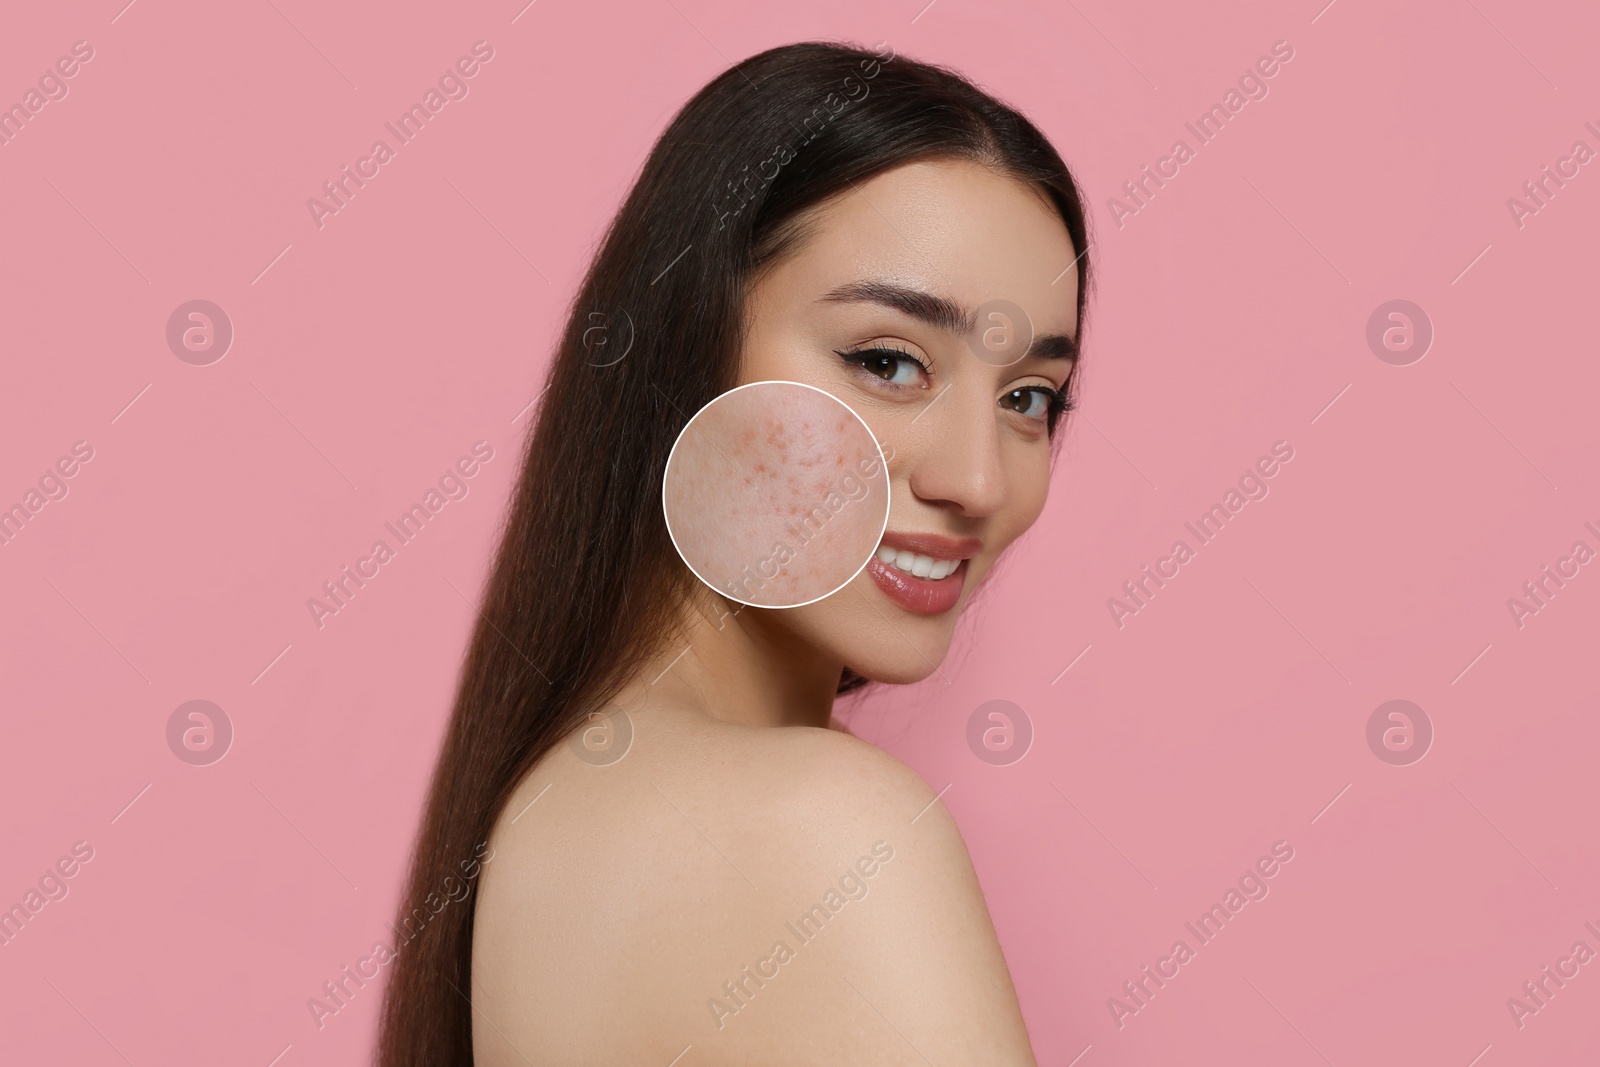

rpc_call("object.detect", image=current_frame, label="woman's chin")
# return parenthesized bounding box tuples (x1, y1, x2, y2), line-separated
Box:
(843, 638, 955, 687)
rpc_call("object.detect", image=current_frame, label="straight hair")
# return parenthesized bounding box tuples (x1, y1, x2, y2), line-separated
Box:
(377, 39, 1091, 1065)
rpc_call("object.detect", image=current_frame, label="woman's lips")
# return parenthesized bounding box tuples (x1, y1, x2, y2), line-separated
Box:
(865, 532, 982, 615)
(867, 555, 967, 614)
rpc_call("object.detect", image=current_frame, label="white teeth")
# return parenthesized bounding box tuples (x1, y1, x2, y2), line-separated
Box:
(876, 546, 960, 580)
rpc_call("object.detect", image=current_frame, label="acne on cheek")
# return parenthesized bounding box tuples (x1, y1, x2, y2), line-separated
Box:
(768, 414, 886, 589)
(664, 386, 887, 603)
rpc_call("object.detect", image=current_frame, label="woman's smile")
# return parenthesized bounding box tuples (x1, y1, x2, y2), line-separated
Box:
(867, 530, 983, 615)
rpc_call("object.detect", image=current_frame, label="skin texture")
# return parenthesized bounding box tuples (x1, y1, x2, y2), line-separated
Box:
(662, 382, 888, 607)
(472, 159, 1080, 1065)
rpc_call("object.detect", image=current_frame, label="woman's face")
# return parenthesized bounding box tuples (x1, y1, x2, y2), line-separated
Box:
(725, 157, 1081, 684)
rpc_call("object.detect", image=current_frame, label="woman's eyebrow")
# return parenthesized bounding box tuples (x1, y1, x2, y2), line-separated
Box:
(819, 280, 972, 335)
(818, 280, 1077, 360)
(1028, 333, 1079, 361)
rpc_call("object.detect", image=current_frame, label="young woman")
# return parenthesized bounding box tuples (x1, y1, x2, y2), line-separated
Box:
(379, 40, 1091, 1065)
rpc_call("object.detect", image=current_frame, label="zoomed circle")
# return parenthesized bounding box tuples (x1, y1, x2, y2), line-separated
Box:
(662, 381, 889, 609)
(166, 699, 233, 766)
(1366, 699, 1432, 766)
(567, 706, 633, 766)
(1365, 299, 1432, 366)
(166, 300, 234, 366)
(966, 700, 1033, 766)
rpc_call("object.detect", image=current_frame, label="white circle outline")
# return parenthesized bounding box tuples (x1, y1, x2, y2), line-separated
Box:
(661, 379, 890, 610)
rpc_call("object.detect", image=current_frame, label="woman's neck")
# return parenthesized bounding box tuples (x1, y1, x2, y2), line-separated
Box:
(620, 594, 843, 730)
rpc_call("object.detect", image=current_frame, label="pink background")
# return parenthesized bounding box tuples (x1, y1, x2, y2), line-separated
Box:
(2, 1, 1597, 1064)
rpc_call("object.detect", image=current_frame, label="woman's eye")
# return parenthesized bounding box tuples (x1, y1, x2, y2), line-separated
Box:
(836, 347, 929, 388)
(1000, 386, 1061, 422)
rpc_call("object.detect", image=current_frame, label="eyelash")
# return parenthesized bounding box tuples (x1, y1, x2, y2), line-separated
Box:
(835, 343, 932, 382)
(834, 345, 1074, 431)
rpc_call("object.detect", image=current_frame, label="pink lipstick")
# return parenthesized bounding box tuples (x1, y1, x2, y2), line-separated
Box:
(865, 532, 982, 615)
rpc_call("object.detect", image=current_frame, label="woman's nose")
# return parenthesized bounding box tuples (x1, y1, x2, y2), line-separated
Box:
(903, 389, 1008, 517)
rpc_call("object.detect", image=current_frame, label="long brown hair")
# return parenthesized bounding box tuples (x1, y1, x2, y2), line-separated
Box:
(377, 40, 1092, 1064)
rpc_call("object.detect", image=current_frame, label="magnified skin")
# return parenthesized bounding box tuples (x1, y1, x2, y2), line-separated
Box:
(664, 382, 888, 607)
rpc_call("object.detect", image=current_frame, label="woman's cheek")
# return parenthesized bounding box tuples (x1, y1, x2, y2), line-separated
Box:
(1003, 447, 1053, 538)
(662, 382, 887, 606)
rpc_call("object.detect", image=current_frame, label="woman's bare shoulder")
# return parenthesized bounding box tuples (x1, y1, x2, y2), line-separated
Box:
(470, 705, 1036, 1066)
